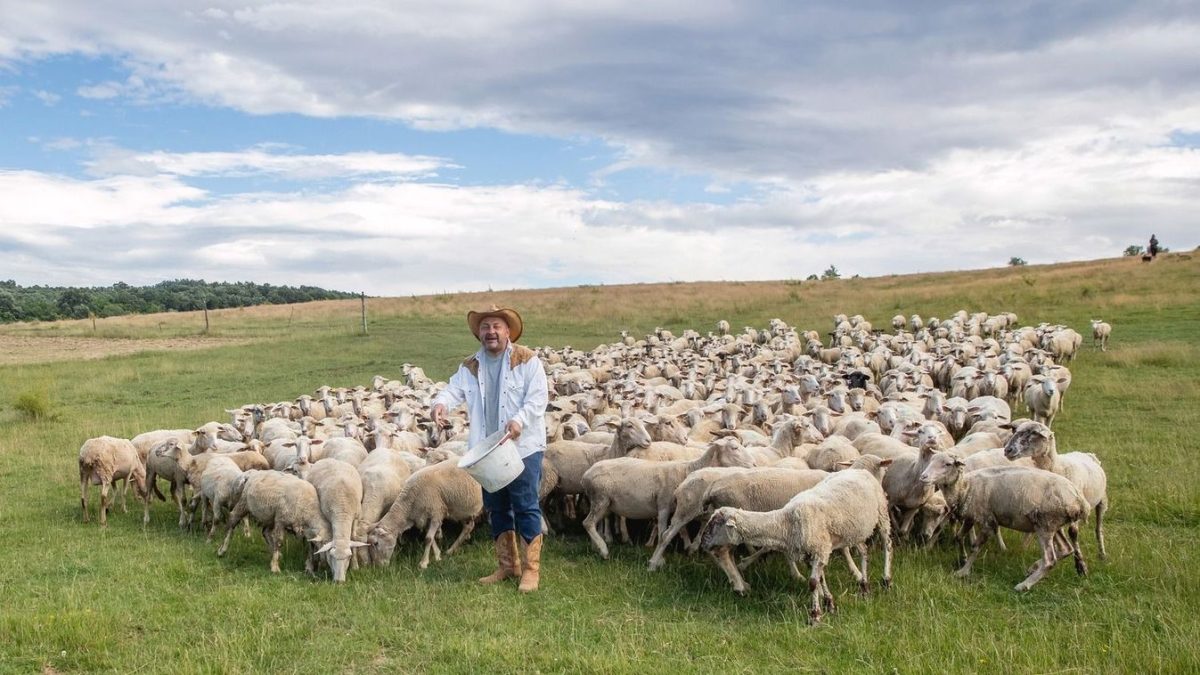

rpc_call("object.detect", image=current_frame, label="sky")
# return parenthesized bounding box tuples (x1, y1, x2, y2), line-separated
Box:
(1, 1, 1197, 296)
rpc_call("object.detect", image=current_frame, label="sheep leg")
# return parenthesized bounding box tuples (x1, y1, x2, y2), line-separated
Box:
(217, 498, 248, 557)
(648, 515, 691, 571)
(808, 555, 828, 624)
(954, 522, 993, 578)
(710, 546, 750, 595)
(736, 546, 771, 571)
(206, 496, 223, 543)
(1095, 500, 1108, 560)
(99, 480, 111, 527)
(268, 523, 286, 574)
(1014, 530, 1059, 591)
(644, 524, 659, 549)
(1067, 523, 1087, 576)
(445, 519, 476, 556)
(844, 545, 869, 596)
(420, 516, 444, 564)
(79, 470, 90, 523)
(618, 517, 632, 545)
(897, 508, 919, 540)
(582, 497, 612, 560)
(142, 472, 154, 526)
(175, 479, 188, 529)
(879, 521, 894, 589)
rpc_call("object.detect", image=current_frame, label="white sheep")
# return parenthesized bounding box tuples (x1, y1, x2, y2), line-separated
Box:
(1024, 374, 1068, 428)
(699, 455, 893, 622)
(1090, 319, 1112, 351)
(78, 436, 148, 526)
(1003, 421, 1108, 559)
(218, 470, 330, 576)
(197, 455, 246, 543)
(353, 449, 414, 566)
(581, 439, 755, 559)
(305, 458, 367, 582)
(919, 451, 1089, 591)
(366, 458, 483, 569)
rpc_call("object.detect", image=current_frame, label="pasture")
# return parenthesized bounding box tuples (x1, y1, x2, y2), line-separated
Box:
(1, 253, 1197, 673)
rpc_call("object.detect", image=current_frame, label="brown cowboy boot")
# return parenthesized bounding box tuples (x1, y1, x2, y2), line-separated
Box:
(518, 534, 543, 593)
(479, 530, 521, 585)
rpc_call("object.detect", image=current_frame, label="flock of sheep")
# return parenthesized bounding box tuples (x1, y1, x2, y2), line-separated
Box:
(76, 310, 1114, 622)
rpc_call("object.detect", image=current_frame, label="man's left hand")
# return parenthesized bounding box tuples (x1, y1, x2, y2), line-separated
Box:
(506, 419, 523, 440)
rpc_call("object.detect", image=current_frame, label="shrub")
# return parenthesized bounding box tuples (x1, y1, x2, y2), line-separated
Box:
(13, 390, 55, 421)
(821, 265, 841, 280)
(1009, 257, 1027, 266)
(1124, 245, 1144, 257)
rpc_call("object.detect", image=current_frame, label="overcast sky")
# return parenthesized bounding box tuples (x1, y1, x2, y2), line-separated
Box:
(1, 1, 1197, 295)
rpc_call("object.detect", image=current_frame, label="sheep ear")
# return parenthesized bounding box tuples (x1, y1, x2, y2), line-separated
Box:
(879, 458, 894, 467)
(283, 442, 295, 448)
(311, 439, 324, 445)
(350, 541, 369, 549)
(314, 541, 334, 555)
(835, 461, 852, 468)
(952, 457, 966, 467)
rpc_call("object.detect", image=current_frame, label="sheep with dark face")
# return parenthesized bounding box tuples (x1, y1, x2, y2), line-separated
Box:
(1003, 421, 1108, 559)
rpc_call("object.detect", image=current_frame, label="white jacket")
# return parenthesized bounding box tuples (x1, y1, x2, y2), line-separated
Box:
(432, 342, 548, 459)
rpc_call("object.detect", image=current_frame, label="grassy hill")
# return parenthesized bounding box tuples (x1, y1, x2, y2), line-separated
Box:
(0, 252, 1197, 673)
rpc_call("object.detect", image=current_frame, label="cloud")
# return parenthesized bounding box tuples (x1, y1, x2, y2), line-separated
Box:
(33, 89, 60, 105)
(82, 144, 453, 181)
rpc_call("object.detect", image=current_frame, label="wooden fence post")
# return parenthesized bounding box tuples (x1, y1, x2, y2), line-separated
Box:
(361, 293, 368, 335)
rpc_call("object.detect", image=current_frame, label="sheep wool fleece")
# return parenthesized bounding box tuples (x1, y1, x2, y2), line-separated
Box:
(432, 342, 548, 543)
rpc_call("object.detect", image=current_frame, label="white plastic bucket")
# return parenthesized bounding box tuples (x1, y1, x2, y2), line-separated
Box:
(458, 429, 523, 493)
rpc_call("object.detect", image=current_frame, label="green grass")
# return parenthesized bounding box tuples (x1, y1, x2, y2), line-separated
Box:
(1, 254, 1198, 673)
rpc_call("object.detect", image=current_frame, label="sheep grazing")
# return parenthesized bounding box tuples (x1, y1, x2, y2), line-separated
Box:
(135, 430, 196, 527)
(1024, 374, 1068, 428)
(218, 470, 330, 576)
(366, 458, 483, 569)
(198, 455, 247, 543)
(1003, 421, 1108, 559)
(919, 451, 1089, 591)
(1090, 319, 1112, 352)
(305, 459, 367, 582)
(581, 438, 755, 560)
(699, 455, 893, 623)
(78, 436, 148, 526)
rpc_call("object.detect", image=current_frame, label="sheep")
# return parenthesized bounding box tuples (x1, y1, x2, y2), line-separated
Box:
(353, 449, 414, 566)
(581, 438, 756, 559)
(366, 458, 483, 569)
(153, 441, 270, 530)
(217, 470, 330, 576)
(699, 455, 893, 622)
(646, 466, 754, 570)
(78, 436, 148, 526)
(542, 417, 652, 499)
(197, 455, 246, 543)
(1003, 421, 1108, 559)
(1024, 374, 1068, 428)
(919, 451, 1089, 591)
(805, 435, 860, 472)
(304, 458, 367, 582)
(134, 430, 195, 527)
(1090, 319, 1112, 351)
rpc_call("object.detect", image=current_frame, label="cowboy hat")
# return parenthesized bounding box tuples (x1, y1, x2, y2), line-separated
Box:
(467, 305, 523, 343)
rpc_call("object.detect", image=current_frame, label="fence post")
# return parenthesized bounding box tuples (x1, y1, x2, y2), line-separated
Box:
(203, 300, 210, 334)
(361, 293, 368, 335)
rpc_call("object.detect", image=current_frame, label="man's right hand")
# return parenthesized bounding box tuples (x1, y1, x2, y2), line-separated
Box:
(431, 403, 450, 428)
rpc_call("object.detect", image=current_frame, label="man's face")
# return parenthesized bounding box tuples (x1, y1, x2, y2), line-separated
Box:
(479, 317, 510, 354)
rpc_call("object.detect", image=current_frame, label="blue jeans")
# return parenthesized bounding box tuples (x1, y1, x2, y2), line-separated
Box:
(483, 451, 544, 543)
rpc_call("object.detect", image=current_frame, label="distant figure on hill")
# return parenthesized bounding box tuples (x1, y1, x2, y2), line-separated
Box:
(1148, 234, 1160, 259)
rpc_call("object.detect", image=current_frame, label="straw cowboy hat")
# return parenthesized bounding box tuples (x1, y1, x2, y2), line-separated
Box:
(467, 305, 523, 343)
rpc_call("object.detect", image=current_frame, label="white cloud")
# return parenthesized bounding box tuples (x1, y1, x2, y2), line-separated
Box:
(33, 89, 60, 105)
(82, 144, 453, 180)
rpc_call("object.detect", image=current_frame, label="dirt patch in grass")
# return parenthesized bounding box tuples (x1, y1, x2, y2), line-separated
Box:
(0, 335, 251, 365)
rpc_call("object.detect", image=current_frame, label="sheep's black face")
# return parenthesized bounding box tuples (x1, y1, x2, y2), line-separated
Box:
(700, 511, 737, 550)
(846, 372, 870, 390)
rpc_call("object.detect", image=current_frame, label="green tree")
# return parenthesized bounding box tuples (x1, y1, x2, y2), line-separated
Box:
(56, 288, 92, 319)
(821, 265, 841, 280)
(1124, 245, 1144, 257)
(1009, 257, 1027, 266)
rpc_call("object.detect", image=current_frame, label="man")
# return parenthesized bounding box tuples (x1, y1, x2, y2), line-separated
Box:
(431, 305, 548, 592)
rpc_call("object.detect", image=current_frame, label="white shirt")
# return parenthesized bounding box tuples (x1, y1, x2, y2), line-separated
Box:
(432, 342, 549, 459)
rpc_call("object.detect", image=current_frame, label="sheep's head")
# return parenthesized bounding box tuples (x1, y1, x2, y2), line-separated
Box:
(366, 523, 402, 567)
(619, 418, 652, 449)
(316, 540, 368, 583)
(700, 508, 744, 550)
(836, 455, 893, 481)
(1003, 421, 1053, 460)
(919, 451, 964, 487)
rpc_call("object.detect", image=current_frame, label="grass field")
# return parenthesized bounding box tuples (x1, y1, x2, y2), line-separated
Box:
(1, 253, 1197, 673)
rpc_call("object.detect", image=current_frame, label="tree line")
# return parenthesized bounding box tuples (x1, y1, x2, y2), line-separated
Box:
(0, 279, 359, 323)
